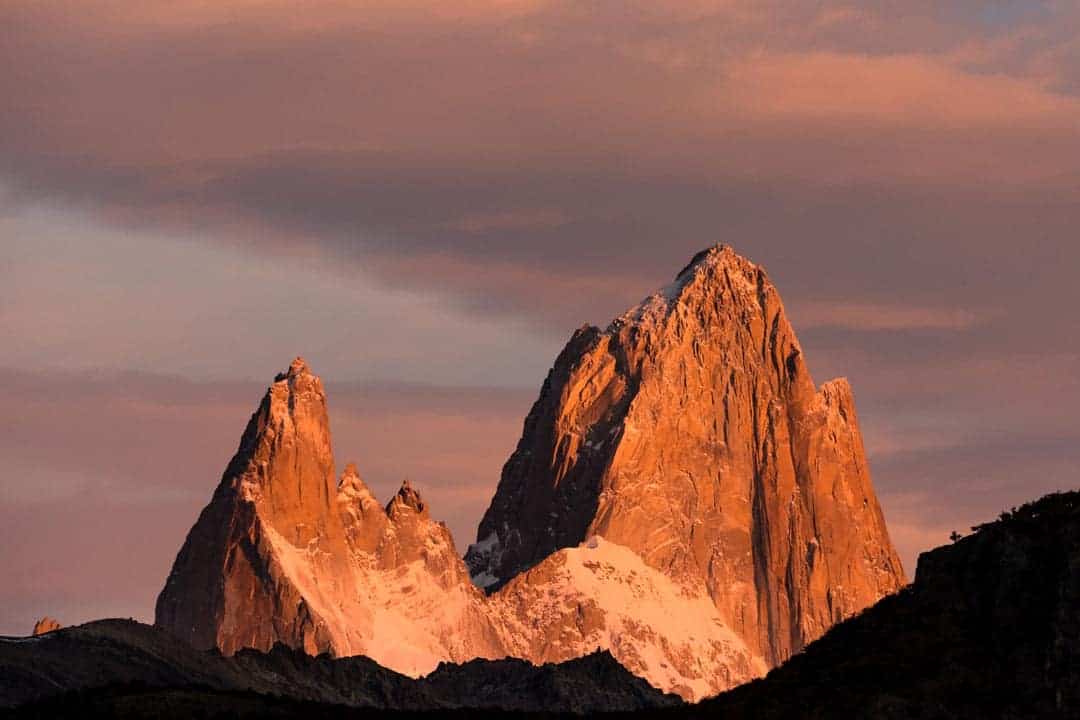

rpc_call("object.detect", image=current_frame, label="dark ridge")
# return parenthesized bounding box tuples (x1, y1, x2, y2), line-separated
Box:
(0, 621, 678, 715)
(663, 489, 1080, 719)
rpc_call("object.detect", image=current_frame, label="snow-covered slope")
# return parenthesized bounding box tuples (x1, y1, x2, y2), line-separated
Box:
(491, 536, 767, 700)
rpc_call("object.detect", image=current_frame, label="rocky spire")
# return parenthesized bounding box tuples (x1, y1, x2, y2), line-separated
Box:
(337, 462, 389, 557)
(466, 244, 905, 667)
(338, 462, 378, 506)
(155, 357, 345, 655)
(156, 359, 502, 668)
(387, 479, 428, 518)
(31, 617, 61, 636)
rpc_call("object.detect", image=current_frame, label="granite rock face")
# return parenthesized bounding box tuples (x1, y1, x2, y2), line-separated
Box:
(31, 617, 60, 636)
(466, 244, 906, 670)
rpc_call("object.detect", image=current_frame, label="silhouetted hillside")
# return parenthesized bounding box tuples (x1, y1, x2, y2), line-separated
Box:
(0, 620, 675, 716)
(670, 490, 1080, 719)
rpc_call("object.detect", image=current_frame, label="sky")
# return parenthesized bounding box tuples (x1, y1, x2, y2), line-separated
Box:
(2, 0, 1079, 635)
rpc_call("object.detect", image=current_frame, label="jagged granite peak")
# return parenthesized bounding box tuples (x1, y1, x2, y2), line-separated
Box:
(337, 462, 388, 556)
(338, 462, 371, 497)
(387, 479, 428, 518)
(466, 244, 906, 675)
(31, 617, 61, 636)
(156, 359, 503, 671)
(155, 356, 344, 655)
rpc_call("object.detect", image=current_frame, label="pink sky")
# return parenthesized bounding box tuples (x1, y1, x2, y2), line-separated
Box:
(2, 0, 1079, 634)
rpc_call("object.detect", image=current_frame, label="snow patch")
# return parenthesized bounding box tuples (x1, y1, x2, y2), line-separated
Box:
(489, 536, 768, 700)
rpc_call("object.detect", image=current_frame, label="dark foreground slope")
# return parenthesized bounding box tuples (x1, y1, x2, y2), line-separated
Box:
(671, 490, 1080, 719)
(0, 620, 676, 716)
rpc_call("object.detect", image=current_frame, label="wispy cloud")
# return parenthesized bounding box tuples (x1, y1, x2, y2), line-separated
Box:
(793, 301, 983, 331)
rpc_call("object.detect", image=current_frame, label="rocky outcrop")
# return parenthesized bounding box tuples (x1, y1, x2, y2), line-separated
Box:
(31, 618, 60, 636)
(467, 244, 905, 674)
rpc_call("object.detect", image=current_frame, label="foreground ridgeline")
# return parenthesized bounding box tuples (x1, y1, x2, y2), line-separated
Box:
(153, 245, 904, 700)
(0, 620, 677, 713)
(675, 491, 1080, 719)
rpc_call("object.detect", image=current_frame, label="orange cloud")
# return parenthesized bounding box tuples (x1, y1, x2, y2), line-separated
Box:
(727, 51, 1080, 130)
(792, 301, 983, 331)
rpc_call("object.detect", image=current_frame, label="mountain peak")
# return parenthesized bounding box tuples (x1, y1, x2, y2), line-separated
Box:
(469, 242, 904, 678)
(387, 479, 428, 517)
(338, 462, 375, 501)
(611, 244, 769, 331)
(673, 242, 736, 279)
(275, 356, 313, 382)
(669, 243, 766, 298)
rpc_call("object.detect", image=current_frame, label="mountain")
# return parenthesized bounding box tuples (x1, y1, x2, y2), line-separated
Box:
(154, 245, 904, 700)
(155, 358, 502, 673)
(669, 490, 1080, 719)
(0, 619, 677, 714)
(467, 244, 905, 670)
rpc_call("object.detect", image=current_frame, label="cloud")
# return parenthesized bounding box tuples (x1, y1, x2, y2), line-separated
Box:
(0, 202, 562, 384)
(793, 301, 982, 331)
(728, 51, 1080, 131)
(2, 0, 1079, 336)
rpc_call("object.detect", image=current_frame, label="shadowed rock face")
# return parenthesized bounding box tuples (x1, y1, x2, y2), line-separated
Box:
(466, 244, 906, 668)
